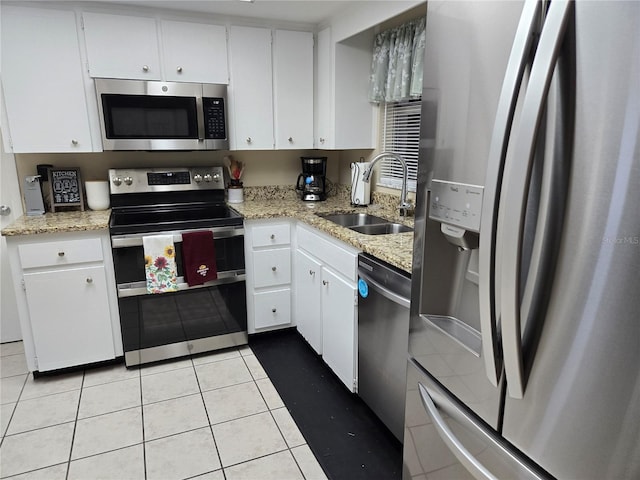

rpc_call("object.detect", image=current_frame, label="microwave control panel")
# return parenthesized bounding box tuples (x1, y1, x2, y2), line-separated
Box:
(203, 98, 227, 140)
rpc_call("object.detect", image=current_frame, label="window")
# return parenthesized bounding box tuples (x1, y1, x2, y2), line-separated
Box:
(377, 99, 421, 192)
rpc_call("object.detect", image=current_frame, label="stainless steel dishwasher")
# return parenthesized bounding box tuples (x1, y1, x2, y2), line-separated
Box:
(357, 253, 411, 441)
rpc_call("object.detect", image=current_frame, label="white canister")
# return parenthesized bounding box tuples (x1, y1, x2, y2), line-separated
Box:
(85, 180, 110, 210)
(228, 186, 244, 204)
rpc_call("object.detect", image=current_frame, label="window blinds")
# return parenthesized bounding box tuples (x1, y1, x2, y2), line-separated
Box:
(378, 99, 421, 191)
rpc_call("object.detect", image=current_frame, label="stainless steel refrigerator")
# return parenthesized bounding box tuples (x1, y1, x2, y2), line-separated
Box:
(404, 0, 640, 478)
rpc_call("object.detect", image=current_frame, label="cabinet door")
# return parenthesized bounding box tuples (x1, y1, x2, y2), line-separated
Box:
(1, 7, 93, 153)
(315, 27, 332, 149)
(228, 26, 274, 150)
(83, 12, 161, 80)
(294, 249, 322, 354)
(23, 265, 115, 371)
(273, 30, 313, 149)
(321, 267, 357, 392)
(161, 21, 228, 84)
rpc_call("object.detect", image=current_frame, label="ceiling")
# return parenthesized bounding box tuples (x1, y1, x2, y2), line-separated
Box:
(103, 0, 358, 25)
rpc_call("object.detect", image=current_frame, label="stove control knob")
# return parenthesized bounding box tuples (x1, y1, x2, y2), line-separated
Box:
(193, 174, 203, 183)
(212, 173, 221, 182)
(112, 177, 122, 186)
(124, 177, 133, 186)
(203, 174, 212, 182)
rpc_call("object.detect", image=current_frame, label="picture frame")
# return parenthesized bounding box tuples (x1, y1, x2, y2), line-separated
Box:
(47, 167, 85, 212)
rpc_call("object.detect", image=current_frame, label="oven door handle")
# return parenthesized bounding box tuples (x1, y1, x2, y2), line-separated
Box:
(111, 225, 244, 248)
(117, 271, 246, 298)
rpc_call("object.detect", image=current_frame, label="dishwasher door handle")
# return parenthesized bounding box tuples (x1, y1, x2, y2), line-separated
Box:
(358, 270, 410, 309)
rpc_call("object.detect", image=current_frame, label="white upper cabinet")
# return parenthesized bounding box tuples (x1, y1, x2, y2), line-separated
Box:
(82, 14, 229, 84)
(273, 30, 313, 149)
(83, 12, 162, 80)
(228, 25, 274, 150)
(315, 27, 333, 149)
(160, 21, 228, 84)
(315, 26, 376, 150)
(1, 6, 94, 153)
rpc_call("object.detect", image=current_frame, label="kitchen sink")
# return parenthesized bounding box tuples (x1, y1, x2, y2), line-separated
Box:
(318, 213, 389, 227)
(318, 212, 413, 235)
(349, 223, 413, 235)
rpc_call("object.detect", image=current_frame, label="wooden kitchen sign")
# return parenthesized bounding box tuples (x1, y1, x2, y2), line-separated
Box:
(47, 168, 85, 212)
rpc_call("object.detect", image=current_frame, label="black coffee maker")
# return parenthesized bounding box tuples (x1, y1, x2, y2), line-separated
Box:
(296, 157, 327, 201)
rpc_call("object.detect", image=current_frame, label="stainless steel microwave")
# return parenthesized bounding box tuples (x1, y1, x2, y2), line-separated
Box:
(95, 78, 228, 151)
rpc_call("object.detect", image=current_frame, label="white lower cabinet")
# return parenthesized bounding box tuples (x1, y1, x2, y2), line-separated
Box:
(294, 249, 322, 354)
(5, 230, 122, 372)
(23, 265, 115, 372)
(294, 223, 360, 392)
(245, 219, 293, 333)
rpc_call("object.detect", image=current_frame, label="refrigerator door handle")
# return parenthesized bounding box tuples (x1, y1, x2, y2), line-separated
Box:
(418, 382, 498, 480)
(500, 0, 573, 399)
(479, 0, 543, 387)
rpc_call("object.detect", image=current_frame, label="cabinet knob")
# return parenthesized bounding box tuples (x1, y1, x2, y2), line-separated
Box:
(58, 251, 65, 257)
(246, 137, 252, 144)
(86, 277, 93, 284)
(309, 270, 315, 276)
(319, 137, 325, 144)
(142, 65, 149, 72)
(288, 137, 293, 143)
(0, 205, 11, 216)
(272, 307, 277, 313)
(177, 66, 183, 73)
(270, 234, 275, 240)
(323, 280, 329, 286)
(71, 139, 78, 146)
(272, 266, 277, 272)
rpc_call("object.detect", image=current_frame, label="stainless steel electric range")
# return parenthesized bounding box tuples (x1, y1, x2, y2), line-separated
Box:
(108, 166, 247, 367)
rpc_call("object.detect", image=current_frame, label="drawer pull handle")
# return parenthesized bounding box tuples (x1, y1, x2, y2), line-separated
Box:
(58, 251, 65, 257)
(272, 266, 277, 272)
(272, 307, 277, 313)
(86, 277, 93, 284)
(323, 280, 329, 286)
(270, 234, 275, 240)
(309, 270, 315, 276)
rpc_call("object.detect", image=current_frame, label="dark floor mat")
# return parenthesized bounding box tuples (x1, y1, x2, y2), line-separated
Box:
(250, 328, 402, 480)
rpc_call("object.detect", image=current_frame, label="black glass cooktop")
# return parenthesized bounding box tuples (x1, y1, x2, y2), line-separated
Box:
(110, 203, 242, 235)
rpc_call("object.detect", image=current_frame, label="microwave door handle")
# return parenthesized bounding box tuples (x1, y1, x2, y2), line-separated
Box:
(196, 94, 205, 141)
(478, 0, 543, 387)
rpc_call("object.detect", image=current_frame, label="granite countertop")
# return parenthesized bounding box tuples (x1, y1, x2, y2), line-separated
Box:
(1, 209, 112, 236)
(1, 188, 414, 273)
(231, 191, 414, 273)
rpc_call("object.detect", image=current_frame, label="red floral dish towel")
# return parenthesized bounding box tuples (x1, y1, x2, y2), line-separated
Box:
(143, 234, 179, 294)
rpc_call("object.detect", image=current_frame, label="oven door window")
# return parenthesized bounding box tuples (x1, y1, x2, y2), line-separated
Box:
(101, 94, 198, 139)
(119, 282, 247, 351)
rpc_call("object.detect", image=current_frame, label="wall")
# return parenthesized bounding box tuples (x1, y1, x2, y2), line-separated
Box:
(15, 149, 341, 190)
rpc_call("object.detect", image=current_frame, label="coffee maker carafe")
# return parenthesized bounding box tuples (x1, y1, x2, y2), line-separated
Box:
(296, 157, 327, 201)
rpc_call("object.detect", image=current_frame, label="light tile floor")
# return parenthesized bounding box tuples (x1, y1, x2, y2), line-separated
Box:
(0, 341, 327, 480)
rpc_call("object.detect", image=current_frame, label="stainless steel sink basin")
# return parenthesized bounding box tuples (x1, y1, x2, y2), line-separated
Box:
(318, 213, 388, 227)
(349, 223, 413, 235)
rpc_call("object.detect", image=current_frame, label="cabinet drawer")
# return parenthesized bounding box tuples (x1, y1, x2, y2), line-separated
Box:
(253, 248, 291, 288)
(253, 288, 291, 330)
(19, 238, 103, 269)
(297, 226, 358, 281)
(251, 223, 291, 248)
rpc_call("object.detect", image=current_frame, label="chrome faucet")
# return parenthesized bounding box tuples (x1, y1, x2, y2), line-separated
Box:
(362, 152, 414, 217)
